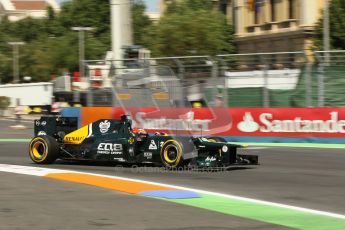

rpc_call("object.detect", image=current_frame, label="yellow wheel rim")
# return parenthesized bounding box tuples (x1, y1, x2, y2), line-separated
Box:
(163, 144, 179, 163)
(32, 141, 46, 159)
(29, 137, 48, 162)
(161, 140, 183, 167)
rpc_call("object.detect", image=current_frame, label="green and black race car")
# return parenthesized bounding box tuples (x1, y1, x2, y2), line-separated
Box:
(29, 115, 258, 169)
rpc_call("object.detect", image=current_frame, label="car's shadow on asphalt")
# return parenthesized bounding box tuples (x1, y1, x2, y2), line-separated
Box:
(51, 160, 256, 173)
(55, 159, 134, 167)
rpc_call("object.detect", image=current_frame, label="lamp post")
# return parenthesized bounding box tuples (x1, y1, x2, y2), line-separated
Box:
(110, 0, 133, 68)
(71, 27, 94, 81)
(8, 42, 25, 83)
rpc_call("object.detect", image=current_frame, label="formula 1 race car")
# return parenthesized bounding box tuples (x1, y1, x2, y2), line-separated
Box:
(29, 115, 258, 169)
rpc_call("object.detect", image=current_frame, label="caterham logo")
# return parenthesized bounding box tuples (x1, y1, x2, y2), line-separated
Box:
(99, 120, 110, 133)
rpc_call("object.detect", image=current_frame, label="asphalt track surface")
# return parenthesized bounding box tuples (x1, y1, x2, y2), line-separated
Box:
(1, 119, 345, 229)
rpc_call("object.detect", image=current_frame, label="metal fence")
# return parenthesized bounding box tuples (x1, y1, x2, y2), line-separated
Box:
(81, 50, 345, 108)
(315, 51, 345, 107)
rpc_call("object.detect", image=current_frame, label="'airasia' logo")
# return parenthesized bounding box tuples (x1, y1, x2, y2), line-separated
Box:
(237, 112, 345, 133)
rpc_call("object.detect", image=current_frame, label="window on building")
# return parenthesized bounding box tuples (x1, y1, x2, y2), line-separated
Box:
(219, 0, 227, 15)
(270, 0, 276, 22)
(288, 0, 295, 19)
(253, 0, 263, 24)
(254, 5, 259, 24)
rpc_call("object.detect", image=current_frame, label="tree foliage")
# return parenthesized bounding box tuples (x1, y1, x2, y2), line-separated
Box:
(132, 0, 152, 45)
(314, 0, 345, 50)
(142, 1, 235, 57)
(0, 0, 236, 83)
(164, 0, 214, 15)
(58, 0, 110, 36)
(0, 0, 149, 83)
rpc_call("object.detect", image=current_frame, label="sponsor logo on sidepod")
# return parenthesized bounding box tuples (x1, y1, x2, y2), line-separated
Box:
(65, 136, 84, 142)
(99, 120, 110, 133)
(97, 143, 123, 155)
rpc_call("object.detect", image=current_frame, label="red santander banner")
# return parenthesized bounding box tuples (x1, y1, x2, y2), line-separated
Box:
(82, 107, 345, 138)
(229, 108, 345, 138)
(112, 107, 232, 136)
(114, 108, 345, 137)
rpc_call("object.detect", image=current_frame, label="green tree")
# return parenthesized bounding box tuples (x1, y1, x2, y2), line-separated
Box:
(165, 0, 213, 14)
(0, 0, 112, 83)
(0, 0, 154, 83)
(143, 1, 235, 56)
(0, 29, 13, 83)
(58, 0, 110, 36)
(314, 0, 345, 50)
(0, 96, 10, 116)
(132, 0, 152, 45)
(0, 53, 12, 83)
(20, 35, 76, 82)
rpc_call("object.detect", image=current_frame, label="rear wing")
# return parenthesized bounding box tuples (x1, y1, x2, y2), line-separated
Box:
(34, 116, 78, 137)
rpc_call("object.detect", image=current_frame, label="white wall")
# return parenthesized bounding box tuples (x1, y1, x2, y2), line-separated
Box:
(225, 69, 300, 90)
(0, 83, 53, 107)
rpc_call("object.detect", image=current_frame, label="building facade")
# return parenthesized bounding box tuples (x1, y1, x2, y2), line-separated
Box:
(233, 0, 325, 55)
(0, 0, 60, 21)
(159, 0, 326, 55)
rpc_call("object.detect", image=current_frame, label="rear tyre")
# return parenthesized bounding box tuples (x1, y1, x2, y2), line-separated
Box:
(160, 139, 183, 169)
(29, 135, 59, 164)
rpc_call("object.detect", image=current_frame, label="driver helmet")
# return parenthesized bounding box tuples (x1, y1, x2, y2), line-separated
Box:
(133, 128, 147, 134)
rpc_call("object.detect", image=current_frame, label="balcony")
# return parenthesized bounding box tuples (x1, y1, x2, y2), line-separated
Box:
(278, 19, 298, 29)
(245, 19, 298, 34)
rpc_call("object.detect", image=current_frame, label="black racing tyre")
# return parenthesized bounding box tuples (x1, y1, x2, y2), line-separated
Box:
(160, 139, 184, 169)
(207, 137, 226, 143)
(29, 135, 59, 164)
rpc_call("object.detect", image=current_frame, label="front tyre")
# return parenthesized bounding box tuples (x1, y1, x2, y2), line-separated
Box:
(160, 139, 183, 169)
(29, 136, 59, 164)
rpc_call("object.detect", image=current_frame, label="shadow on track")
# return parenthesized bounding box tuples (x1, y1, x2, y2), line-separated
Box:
(50, 159, 256, 173)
